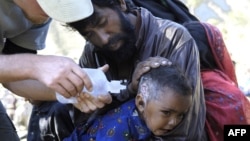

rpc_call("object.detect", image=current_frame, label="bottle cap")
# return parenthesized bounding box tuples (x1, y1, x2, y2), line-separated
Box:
(108, 80, 126, 94)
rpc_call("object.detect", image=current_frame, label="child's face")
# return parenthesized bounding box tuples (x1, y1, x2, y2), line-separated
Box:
(136, 88, 192, 136)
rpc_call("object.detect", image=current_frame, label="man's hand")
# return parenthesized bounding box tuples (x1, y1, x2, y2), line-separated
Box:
(73, 64, 111, 113)
(73, 92, 112, 113)
(128, 56, 172, 93)
(33, 55, 93, 98)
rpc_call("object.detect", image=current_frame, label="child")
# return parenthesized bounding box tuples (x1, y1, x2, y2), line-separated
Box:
(63, 64, 193, 141)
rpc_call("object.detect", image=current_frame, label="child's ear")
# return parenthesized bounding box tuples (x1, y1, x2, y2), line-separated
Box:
(135, 94, 145, 112)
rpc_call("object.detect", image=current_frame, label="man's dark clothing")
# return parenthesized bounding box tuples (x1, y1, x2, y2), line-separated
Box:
(0, 102, 20, 141)
(27, 101, 74, 141)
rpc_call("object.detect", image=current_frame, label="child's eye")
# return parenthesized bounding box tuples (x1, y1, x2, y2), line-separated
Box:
(163, 111, 171, 117)
(178, 114, 184, 120)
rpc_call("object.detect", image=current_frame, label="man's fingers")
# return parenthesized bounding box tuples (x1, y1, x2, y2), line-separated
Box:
(78, 93, 112, 112)
(74, 100, 91, 113)
(66, 71, 85, 95)
(98, 94, 112, 105)
(147, 57, 171, 68)
(77, 69, 93, 92)
(58, 74, 80, 97)
(53, 84, 71, 98)
(76, 96, 94, 113)
(98, 64, 109, 73)
(83, 99, 97, 111)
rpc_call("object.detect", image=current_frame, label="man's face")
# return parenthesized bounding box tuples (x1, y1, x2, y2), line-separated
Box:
(81, 6, 136, 62)
(138, 87, 192, 136)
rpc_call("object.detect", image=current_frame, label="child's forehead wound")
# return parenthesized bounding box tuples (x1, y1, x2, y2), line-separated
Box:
(141, 84, 149, 98)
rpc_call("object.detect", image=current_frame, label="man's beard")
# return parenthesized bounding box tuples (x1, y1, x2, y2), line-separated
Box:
(99, 34, 136, 63)
(97, 10, 137, 63)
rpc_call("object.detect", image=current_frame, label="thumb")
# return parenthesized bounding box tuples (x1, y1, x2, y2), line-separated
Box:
(98, 64, 109, 73)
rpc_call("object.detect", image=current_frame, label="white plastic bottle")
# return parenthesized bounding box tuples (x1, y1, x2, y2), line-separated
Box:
(56, 68, 126, 104)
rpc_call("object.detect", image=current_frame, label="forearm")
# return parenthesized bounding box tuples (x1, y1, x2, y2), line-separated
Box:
(0, 54, 38, 82)
(2, 80, 56, 101)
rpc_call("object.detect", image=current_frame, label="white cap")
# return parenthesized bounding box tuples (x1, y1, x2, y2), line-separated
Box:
(37, 0, 94, 23)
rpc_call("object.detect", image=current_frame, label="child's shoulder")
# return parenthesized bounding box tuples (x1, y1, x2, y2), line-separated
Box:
(106, 99, 137, 117)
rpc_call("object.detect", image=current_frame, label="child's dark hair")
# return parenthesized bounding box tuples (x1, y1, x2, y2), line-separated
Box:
(138, 64, 192, 102)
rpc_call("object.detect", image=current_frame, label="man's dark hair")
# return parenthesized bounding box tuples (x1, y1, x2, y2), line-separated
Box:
(67, 0, 135, 35)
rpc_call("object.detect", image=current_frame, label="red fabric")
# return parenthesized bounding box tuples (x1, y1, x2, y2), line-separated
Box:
(202, 70, 250, 141)
(201, 23, 238, 86)
(201, 23, 250, 141)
